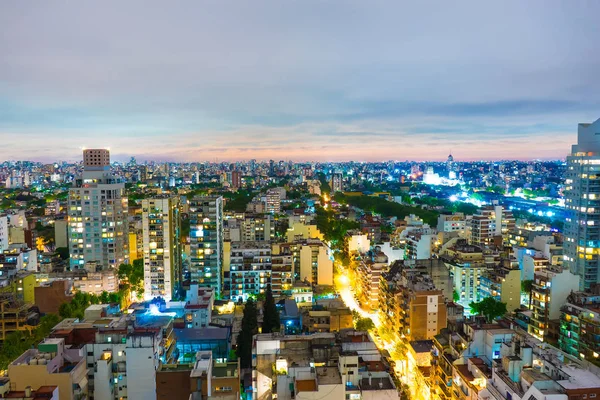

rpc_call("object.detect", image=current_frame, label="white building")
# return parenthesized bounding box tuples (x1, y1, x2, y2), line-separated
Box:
(68, 149, 128, 270)
(183, 284, 214, 328)
(73, 268, 117, 295)
(0, 215, 8, 252)
(437, 213, 466, 234)
(141, 196, 182, 301)
(8, 210, 27, 229)
(347, 232, 370, 253)
(404, 228, 435, 260)
(2, 245, 37, 272)
(126, 329, 162, 400)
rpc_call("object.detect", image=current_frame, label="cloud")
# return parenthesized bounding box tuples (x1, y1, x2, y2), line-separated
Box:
(0, 1, 599, 161)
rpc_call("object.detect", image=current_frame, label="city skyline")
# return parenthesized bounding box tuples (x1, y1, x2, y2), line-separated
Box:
(2, 1, 600, 162)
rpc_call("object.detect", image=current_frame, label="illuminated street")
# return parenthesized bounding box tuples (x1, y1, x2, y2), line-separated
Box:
(334, 264, 409, 389)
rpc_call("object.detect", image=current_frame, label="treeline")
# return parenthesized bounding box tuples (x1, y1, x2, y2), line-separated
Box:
(333, 193, 439, 226)
(0, 289, 128, 370)
(59, 291, 123, 319)
(0, 314, 62, 371)
(314, 205, 360, 247)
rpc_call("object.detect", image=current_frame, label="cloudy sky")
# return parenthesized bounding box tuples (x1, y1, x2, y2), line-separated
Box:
(1, 1, 600, 162)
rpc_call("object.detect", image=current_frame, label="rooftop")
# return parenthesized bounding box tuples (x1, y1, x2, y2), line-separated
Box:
(557, 364, 600, 390)
(315, 366, 342, 385)
(175, 327, 230, 342)
(410, 340, 434, 354)
(360, 376, 395, 391)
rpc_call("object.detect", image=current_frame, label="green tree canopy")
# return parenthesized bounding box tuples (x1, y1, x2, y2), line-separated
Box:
(262, 285, 280, 334)
(54, 247, 70, 260)
(118, 259, 144, 299)
(355, 317, 375, 331)
(236, 299, 258, 369)
(469, 297, 507, 323)
(521, 280, 534, 308)
(453, 290, 460, 302)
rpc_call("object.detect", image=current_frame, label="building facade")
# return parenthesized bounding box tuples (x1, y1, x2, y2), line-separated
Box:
(226, 241, 271, 302)
(564, 118, 600, 290)
(189, 196, 223, 293)
(142, 196, 182, 301)
(68, 149, 128, 270)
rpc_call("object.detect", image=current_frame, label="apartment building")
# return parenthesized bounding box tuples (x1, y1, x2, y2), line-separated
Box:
(276, 239, 334, 286)
(224, 214, 274, 242)
(564, 118, 600, 290)
(507, 221, 552, 248)
(156, 351, 240, 400)
(142, 196, 182, 301)
(0, 214, 8, 252)
(379, 261, 447, 341)
(8, 338, 88, 400)
(47, 312, 170, 400)
(225, 241, 271, 302)
(270, 244, 293, 298)
(403, 226, 436, 260)
(559, 290, 600, 359)
(252, 331, 399, 400)
(441, 240, 498, 308)
(357, 249, 388, 310)
(68, 149, 128, 270)
(265, 189, 281, 214)
(528, 267, 580, 342)
(189, 196, 223, 292)
(480, 266, 522, 312)
(470, 204, 515, 247)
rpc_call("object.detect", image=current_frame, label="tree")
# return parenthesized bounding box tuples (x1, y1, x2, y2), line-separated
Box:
(58, 302, 72, 319)
(453, 290, 460, 302)
(469, 297, 507, 323)
(117, 260, 145, 300)
(100, 291, 110, 304)
(236, 299, 258, 369)
(262, 285, 280, 334)
(228, 349, 238, 361)
(54, 247, 70, 260)
(522, 280, 534, 309)
(355, 317, 375, 331)
(108, 292, 121, 304)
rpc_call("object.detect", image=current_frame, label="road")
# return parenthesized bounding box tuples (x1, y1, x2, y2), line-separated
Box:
(335, 264, 413, 397)
(335, 272, 380, 326)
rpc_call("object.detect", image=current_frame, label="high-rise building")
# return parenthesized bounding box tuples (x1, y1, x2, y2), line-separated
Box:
(226, 241, 271, 302)
(189, 196, 223, 292)
(330, 173, 343, 192)
(564, 118, 600, 290)
(379, 261, 447, 341)
(231, 170, 242, 190)
(265, 189, 281, 214)
(68, 149, 128, 270)
(141, 196, 182, 301)
(470, 204, 515, 247)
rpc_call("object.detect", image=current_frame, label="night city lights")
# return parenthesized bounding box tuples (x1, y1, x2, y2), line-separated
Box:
(2, 1, 600, 400)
